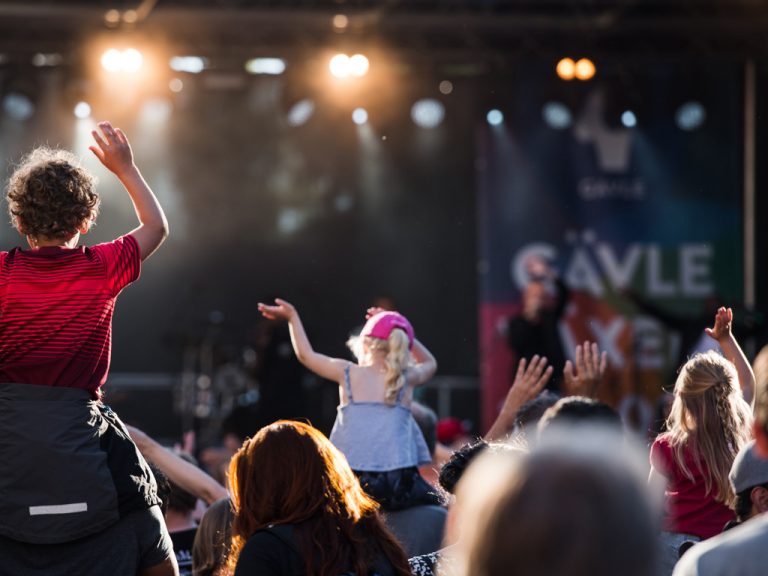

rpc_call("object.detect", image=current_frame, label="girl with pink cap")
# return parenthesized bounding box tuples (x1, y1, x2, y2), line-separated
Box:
(258, 299, 440, 510)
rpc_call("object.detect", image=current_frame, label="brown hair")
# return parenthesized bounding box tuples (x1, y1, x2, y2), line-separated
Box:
(7, 147, 99, 240)
(226, 421, 410, 576)
(665, 351, 753, 507)
(193, 498, 233, 576)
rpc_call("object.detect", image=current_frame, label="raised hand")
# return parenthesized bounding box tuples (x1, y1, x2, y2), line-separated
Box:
(258, 298, 297, 322)
(89, 121, 134, 176)
(366, 306, 387, 320)
(563, 341, 608, 398)
(486, 355, 553, 440)
(705, 307, 733, 343)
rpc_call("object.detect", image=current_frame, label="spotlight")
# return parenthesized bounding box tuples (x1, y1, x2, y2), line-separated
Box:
(486, 109, 504, 126)
(556, 58, 576, 81)
(542, 102, 572, 129)
(675, 101, 706, 131)
(352, 107, 368, 125)
(329, 54, 351, 78)
(439, 80, 453, 95)
(169, 78, 184, 93)
(3, 92, 34, 121)
(349, 54, 369, 77)
(32, 53, 63, 67)
(287, 99, 315, 127)
(333, 14, 349, 30)
(621, 110, 637, 128)
(574, 58, 596, 81)
(170, 56, 206, 74)
(245, 58, 286, 75)
(411, 99, 445, 129)
(73, 101, 91, 119)
(100, 48, 143, 73)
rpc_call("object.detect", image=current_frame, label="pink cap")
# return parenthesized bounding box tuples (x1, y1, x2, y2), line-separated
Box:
(361, 311, 414, 349)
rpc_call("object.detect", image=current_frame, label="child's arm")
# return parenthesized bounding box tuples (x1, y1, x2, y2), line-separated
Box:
(258, 298, 348, 382)
(706, 306, 755, 406)
(89, 121, 169, 261)
(407, 338, 438, 386)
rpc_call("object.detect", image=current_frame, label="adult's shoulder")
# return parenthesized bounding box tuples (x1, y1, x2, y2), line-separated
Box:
(235, 526, 300, 576)
(672, 515, 768, 576)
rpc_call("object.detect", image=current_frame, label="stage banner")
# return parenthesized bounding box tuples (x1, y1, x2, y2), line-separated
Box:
(478, 64, 744, 435)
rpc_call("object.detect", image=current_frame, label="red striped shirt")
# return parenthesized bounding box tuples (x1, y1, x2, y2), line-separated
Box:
(0, 234, 140, 397)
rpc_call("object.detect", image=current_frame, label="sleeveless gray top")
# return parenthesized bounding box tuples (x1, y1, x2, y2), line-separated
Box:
(329, 365, 432, 472)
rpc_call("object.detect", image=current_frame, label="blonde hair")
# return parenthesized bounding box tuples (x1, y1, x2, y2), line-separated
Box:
(664, 351, 753, 507)
(347, 329, 412, 404)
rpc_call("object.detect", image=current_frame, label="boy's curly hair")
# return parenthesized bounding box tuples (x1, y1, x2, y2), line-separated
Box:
(6, 147, 100, 240)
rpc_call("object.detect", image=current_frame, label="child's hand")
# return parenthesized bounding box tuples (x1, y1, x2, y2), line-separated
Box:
(705, 307, 733, 342)
(258, 298, 297, 322)
(366, 306, 387, 320)
(89, 121, 135, 176)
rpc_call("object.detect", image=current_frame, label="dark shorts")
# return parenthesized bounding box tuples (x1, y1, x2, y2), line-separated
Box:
(0, 383, 160, 544)
(355, 467, 442, 511)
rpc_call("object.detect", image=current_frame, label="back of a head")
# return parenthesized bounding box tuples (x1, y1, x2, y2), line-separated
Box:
(455, 429, 657, 576)
(167, 453, 200, 516)
(537, 396, 621, 437)
(666, 351, 753, 505)
(754, 345, 768, 441)
(227, 420, 409, 576)
(7, 148, 99, 239)
(192, 498, 233, 576)
(438, 440, 489, 496)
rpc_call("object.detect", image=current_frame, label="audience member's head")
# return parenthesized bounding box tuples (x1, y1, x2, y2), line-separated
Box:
(730, 440, 768, 523)
(149, 463, 171, 516)
(227, 420, 409, 575)
(411, 401, 438, 457)
(166, 453, 199, 520)
(192, 497, 233, 576)
(514, 391, 560, 436)
(754, 345, 768, 457)
(438, 440, 489, 497)
(453, 428, 657, 576)
(537, 396, 621, 437)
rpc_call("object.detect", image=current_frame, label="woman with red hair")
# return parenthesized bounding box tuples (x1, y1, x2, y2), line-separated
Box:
(226, 420, 411, 576)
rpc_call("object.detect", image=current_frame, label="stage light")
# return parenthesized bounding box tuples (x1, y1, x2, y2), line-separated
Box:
(101, 49, 123, 72)
(104, 9, 120, 24)
(32, 53, 63, 67)
(101, 48, 143, 73)
(287, 99, 315, 127)
(349, 54, 369, 77)
(439, 80, 453, 95)
(574, 58, 596, 81)
(329, 54, 351, 78)
(333, 14, 349, 30)
(542, 102, 572, 129)
(411, 99, 445, 129)
(352, 107, 368, 125)
(675, 101, 706, 131)
(245, 58, 286, 75)
(487, 109, 504, 126)
(141, 99, 172, 123)
(74, 101, 91, 119)
(123, 9, 138, 24)
(621, 110, 637, 128)
(170, 56, 206, 74)
(3, 92, 34, 121)
(169, 78, 184, 93)
(556, 58, 576, 81)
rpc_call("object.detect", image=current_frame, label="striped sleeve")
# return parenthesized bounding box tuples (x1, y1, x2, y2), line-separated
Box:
(92, 234, 141, 296)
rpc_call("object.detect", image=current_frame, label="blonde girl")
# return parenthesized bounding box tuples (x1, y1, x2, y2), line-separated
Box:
(650, 307, 754, 575)
(258, 299, 439, 510)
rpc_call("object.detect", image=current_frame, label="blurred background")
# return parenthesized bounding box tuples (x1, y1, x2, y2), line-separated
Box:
(0, 0, 766, 447)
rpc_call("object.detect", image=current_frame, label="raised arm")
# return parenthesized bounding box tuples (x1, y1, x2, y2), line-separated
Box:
(563, 341, 608, 398)
(127, 425, 227, 506)
(89, 121, 169, 261)
(408, 338, 438, 386)
(706, 307, 755, 406)
(258, 298, 348, 382)
(486, 355, 552, 441)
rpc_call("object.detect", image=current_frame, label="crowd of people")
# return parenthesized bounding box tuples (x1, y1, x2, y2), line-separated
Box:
(0, 122, 767, 576)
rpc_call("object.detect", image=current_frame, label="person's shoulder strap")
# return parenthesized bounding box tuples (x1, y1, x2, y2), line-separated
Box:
(344, 363, 354, 403)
